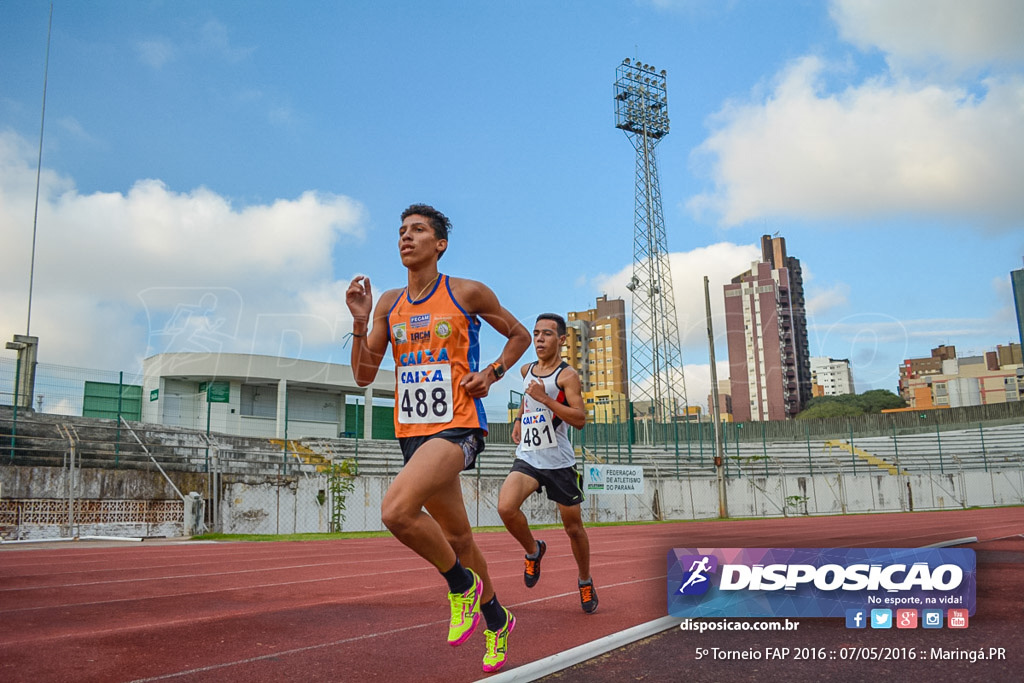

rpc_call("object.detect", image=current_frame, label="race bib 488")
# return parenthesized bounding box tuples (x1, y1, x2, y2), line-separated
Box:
(398, 363, 454, 424)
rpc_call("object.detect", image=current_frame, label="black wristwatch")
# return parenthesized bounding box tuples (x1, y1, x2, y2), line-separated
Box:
(490, 362, 506, 380)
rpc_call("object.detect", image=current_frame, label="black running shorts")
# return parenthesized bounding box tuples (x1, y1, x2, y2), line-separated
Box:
(399, 427, 485, 471)
(510, 458, 585, 507)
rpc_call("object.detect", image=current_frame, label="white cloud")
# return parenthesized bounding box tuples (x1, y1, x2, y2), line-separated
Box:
(831, 0, 1024, 73)
(688, 56, 1024, 229)
(807, 313, 1011, 389)
(135, 38, 176, 68)
(0, 131, 367, 370)
(586, 242, 758, 411)
(990, 273, 1021, 329)
(56, 116, 103, 147)
(135, 19, 253, 71)
(806, 282, 850, 317)
(592, 240, 760, 356)
(199, 19, 255, 63)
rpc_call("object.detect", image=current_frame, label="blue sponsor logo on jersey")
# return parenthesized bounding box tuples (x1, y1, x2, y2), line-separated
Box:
(399, 348, 451, 366)
(400, 368, 446, 384)
(410, 314, 431, 329)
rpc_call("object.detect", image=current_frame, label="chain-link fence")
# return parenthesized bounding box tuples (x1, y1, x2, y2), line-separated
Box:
(2, 356, 1023, 540)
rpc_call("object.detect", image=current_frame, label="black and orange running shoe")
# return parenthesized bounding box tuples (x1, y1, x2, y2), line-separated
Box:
(523, 539, 546, 588)
(578, 578, 598, 614)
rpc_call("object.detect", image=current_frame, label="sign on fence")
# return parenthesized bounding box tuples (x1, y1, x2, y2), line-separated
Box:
(200, 381, 230, 403)
(585, 464, 644, 494)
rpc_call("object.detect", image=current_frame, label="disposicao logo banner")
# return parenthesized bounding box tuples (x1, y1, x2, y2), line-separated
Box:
(667, 548, 976, 618)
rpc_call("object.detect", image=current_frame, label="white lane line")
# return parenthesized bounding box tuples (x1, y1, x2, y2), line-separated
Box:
(923, 536, 978, 548)
(475, 616, 683, 683)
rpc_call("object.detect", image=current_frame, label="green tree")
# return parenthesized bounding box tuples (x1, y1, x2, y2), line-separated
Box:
(795, 401, 863, 419)
(795, 389, 905, 419)
(855, 389, 906, 413)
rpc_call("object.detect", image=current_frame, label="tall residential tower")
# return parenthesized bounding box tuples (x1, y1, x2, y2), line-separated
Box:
(724, 235, 812, 421)
(1012, 263, 1024, 349)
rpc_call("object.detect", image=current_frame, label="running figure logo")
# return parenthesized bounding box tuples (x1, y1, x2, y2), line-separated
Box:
(677, 555, 718, 595)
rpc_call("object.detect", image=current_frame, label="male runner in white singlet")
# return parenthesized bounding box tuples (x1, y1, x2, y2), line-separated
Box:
(498, 313, 598, 613)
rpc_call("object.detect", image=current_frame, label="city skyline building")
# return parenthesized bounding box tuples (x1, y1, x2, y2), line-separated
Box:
(1012, 263, 1024, 349)
(564, 295, 629, 423)
(899, 343, 1023, 408)
(724, 235, 812, 421)
(810, 357, 856, 397)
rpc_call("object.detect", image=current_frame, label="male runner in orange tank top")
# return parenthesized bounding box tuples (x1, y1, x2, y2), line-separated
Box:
(346, 204, 530, 673)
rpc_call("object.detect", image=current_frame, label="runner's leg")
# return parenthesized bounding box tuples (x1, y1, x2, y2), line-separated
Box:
(497, 471, 542, 555)
(557, 502, 591, 581)
(425, 455, 496, 603)
(380, 437, 466, 572)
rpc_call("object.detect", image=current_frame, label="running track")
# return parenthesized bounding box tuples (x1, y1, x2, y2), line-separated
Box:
(1, 507, 1021, 682)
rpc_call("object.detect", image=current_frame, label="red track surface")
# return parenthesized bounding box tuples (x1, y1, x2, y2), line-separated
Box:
(1, 507, 1021, 683)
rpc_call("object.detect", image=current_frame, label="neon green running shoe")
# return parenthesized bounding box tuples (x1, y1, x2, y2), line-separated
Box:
(447, 569, 482, 646)
(482, 607, 516, 673)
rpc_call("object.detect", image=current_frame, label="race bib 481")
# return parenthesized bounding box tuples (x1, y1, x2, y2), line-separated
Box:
(520, 409, 556, 451)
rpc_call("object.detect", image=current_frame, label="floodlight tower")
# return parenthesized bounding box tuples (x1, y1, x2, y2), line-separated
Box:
(614, 58, 687, 430)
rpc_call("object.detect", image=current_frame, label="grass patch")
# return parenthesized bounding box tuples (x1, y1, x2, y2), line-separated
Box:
(194, 531, 390, 542)
(195, 518, 690, 543)
(192, 507, 1020, 543)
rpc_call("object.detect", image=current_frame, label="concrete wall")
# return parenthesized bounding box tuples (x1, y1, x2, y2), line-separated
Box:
(210, 467, 1024, 535)
(4, 464, 1023, 540)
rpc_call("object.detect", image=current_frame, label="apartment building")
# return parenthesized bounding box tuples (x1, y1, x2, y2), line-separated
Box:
(724, 235, 812, 421)
(810, 357, 856, 397)
(900, 344, 1024, 408)
(564, 295, 629, 423)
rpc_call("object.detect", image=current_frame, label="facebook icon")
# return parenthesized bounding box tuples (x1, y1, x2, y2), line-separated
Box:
(846, 609, 867, 629)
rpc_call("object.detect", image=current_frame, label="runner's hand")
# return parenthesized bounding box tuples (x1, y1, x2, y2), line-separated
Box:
(525, 379, 547, 404)
(459, 370, 492, 398)
(346, 276, 373, 320)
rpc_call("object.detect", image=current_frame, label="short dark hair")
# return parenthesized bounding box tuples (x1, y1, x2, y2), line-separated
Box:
(401, 204, 451, 259)
(536, 313, 566, 336)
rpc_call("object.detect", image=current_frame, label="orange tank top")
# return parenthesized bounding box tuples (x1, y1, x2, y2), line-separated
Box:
(387, 274, 487, 437)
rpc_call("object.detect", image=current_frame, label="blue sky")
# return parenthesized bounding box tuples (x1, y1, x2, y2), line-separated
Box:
(2, 0, 1023, 417)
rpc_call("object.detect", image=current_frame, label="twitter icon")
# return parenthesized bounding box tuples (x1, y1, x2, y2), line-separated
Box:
(870, 609, 892, 629)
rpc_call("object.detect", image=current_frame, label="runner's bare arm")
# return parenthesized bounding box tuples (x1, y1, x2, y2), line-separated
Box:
(451, 278, 530, 398)
(346, 276, 396, 387)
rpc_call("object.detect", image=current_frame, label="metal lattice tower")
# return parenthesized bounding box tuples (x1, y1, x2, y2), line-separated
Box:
(614, 58, 687, 427)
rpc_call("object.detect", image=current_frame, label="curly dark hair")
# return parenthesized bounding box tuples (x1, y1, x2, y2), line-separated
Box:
(401, 204, 452, 259)
(536, 313, 567, 336)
